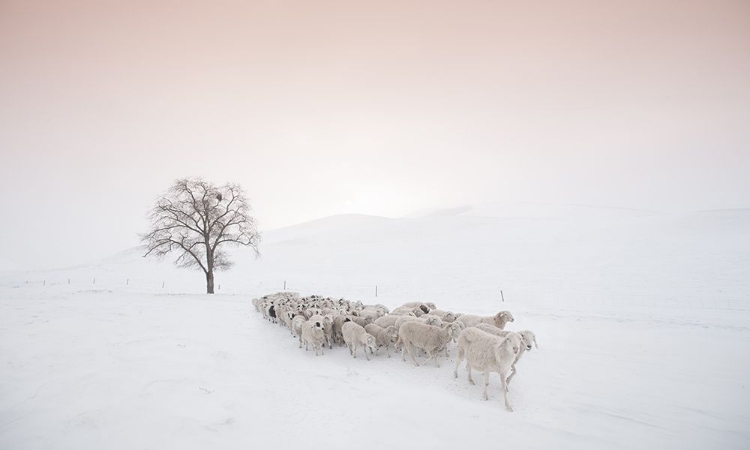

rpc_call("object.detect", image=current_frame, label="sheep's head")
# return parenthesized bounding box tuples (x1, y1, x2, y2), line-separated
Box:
(519, 330, 538, 350)
(419, 304, 430, 314)
(506, 334, 521, 355)
(365, 334, 377, 351)
(448, 323, 462, 339)
(443, 312, 456, 323)
(426, 302, 437, 310)
(413, 308, 425, 317)
(385, 326, 399, 342)
(424, 316, 442, 326)
(494, 311, 514, 327)
(313, 321, 324, 330)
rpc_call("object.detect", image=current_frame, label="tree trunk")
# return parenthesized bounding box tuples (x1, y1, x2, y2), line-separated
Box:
(206, 270, 215, 294)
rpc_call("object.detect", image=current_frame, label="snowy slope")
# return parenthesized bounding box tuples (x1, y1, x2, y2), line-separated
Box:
(1, 205, 749, 449)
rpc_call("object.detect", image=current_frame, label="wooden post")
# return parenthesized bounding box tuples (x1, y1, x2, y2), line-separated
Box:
(375, 285, 378, 297)
(500, 290, 505, 302)
(284, 280, 286, 290)
(218, 284, 221, 291)
(43, 280, 46, 286)
(126, 278, 129, 285)
(68, 278, 70, 284)
(93, 278, 96, 285)
(162, 281, 165, 288)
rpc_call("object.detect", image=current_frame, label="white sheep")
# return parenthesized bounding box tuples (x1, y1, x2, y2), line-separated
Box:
(374, 313, 414, 328)
(300, 319, 326, 356)
(364, 323, 399, 357)
(455, 311, 514, 330)
(342, 321, 377, 360)
(475, 325, 538, 387)
(428, 309, 456, 322)
(453, 328, 521, 411)
(397, 322, 462, 367)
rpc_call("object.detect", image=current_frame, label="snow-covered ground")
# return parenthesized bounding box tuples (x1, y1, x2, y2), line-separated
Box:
(1, 204, 749, 449)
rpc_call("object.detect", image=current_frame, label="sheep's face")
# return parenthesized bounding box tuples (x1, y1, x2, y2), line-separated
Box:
(426, 302, 437, 310)
(385, 326, 399, 342)
(520, 331, 537, 350)
(365, 335, 377, 350)
(507, 335, 521, 354)
(443, 312, 456, 323)
(313, 321, 324, 330)
(419, 304, 430, 314)
(449, 323, 462, 339)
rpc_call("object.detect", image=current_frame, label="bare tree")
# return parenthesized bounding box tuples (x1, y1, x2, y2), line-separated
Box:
(141, 177, 260, 294)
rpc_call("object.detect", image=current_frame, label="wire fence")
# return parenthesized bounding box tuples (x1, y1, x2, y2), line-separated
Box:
(1, 273, 747, 311)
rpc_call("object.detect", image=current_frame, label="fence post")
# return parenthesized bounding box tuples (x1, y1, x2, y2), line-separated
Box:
(500, 290, 505, 302)
(93, 278, 96, 285)
(375, 285, 378, 297)
(284, 280, 286, 291)
(126, 278, 129, 285)
(68, 278, 70, 284)
(43, 280, 46, 286)
(218, 284, 221, 291)
(162, 281, 165, 288)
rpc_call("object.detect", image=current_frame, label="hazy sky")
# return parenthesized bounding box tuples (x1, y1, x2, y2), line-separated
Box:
(1, 0, 749, 270)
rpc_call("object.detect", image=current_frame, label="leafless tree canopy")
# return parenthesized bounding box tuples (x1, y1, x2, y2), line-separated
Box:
(140, 177, 260, 293)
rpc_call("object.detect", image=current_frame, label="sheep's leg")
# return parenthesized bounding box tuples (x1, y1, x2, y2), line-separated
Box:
(401, 343, 407, 361)
(467, 364, 475, 385)
(407, 344, 420, 366)
(500, 371, 512, 411)
(482, 371, 490, 400)
(321, 344, 324, 356)
(506, 364, 517, 389)
(386, 344, 391, 358)
(353, 343, 358, 359)
(364, 343, 371, 361)
(453, 356, 462, 379)
(422, 351, 439, 367)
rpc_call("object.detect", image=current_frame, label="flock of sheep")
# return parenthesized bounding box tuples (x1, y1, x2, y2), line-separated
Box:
(251, 291, 538, 411)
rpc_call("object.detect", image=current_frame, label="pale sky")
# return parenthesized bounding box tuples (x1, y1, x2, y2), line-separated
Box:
(1, 0, 749, 270)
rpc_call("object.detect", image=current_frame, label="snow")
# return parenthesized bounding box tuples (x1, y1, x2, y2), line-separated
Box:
(1, 204, 749, 449)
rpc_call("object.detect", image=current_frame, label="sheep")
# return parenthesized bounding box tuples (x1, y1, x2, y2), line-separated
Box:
(390, 307, 424, 317)
(374, 313, 414, 328)
(264, 304, 277, 323)
(455, 311, 514, 330)
(347, 315, 373, 328)
(475, 325, 538, 387)
(292, 315, 307, 343)
(453, 328, 521, 411)
(428, 309, 456, 323)
(364, 324, 399, 357)
(397, 322, 462, 367)
(308, 314, 335, 350)
(332, 315, 351, 346)
(342, 321, 377, 361)
(300, 319, 326, 356)
(399, 301, 437, 311)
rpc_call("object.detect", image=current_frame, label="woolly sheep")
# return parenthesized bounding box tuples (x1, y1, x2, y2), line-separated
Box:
(374, 313, 414, 328)
(342, 321, 377, 361)
(453, 328, 521, 411)
(428, 309, 456, 323)
(455, 311, 514, 330)
(332, 315, 351, 346)
(364, 323, 399, 357)
(397, 322, 462, 367)
(300, 319, 326, 356)
(475, 325, 538, 387)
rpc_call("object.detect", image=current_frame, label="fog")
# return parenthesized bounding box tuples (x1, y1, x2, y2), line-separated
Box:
(1, 0, 749, 270)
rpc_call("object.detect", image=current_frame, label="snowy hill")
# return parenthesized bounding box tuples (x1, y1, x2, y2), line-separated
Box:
(1, 205, 749, 449)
